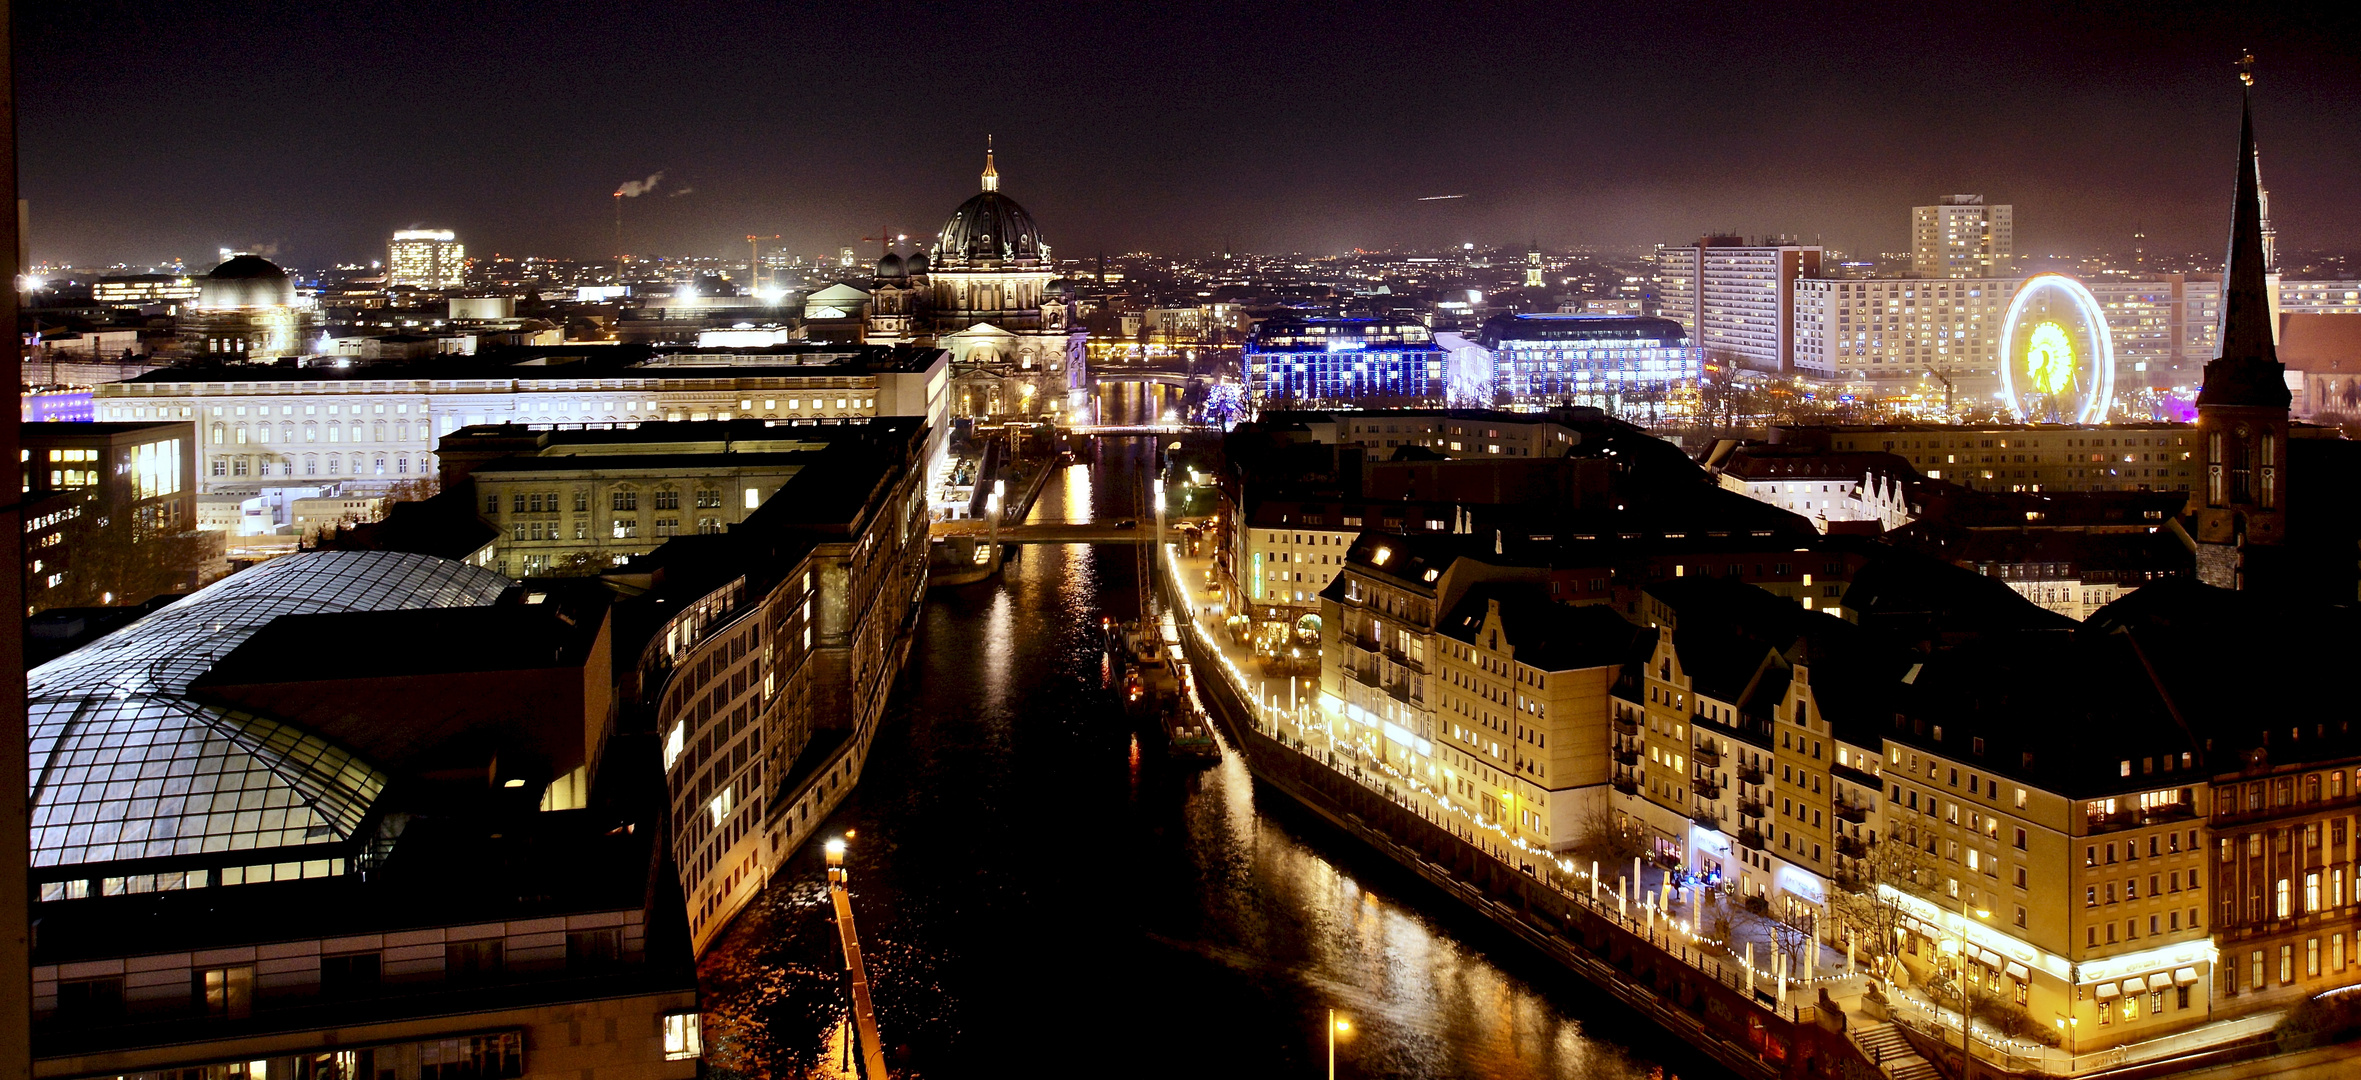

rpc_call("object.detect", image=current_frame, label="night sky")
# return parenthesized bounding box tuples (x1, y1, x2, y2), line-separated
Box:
(19, 1, 2361, 269)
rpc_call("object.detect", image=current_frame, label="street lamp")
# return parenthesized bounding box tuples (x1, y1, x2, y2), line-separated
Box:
(1327, 1009, 1350, 1080)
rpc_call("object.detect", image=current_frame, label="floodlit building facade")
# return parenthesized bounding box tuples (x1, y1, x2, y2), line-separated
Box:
(177, 255, 320, 358)
(388, 229, 468, 290)
(90, 344, 949, 495)
(1655, 239, 1821, 375)
(1245, 317, 1446, 407)
(443, 421, 849, 576)
(1472, 313, 1702, 410)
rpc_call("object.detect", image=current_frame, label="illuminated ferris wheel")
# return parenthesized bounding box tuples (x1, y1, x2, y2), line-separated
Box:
(1998, 273, 2116, 423)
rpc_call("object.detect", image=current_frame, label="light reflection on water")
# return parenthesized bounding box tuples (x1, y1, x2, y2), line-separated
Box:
(697, 442, 1712, 1079)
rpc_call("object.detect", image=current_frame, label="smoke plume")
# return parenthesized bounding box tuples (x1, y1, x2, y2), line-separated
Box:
(614, 171, 665, 198)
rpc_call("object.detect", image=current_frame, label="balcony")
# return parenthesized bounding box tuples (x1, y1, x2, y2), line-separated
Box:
(1691, 743, 1721, 768)
(1691, 810, 1723, 833)
(1384, 679, 1413, 704)
(1736, 762, 1764, 786)
(1612, 715, 1639, 736)
(1738, 797, 1766, 819)
(1836, 799, 1868, 824)
(1739, 827, 1765, 851)
(1692, 776, 1722, 801)
(1347, 664, 1379, 689)
(1837, 834, 1869, 859)
(1833, 868, 1868, 894)
(1613, 746, 1640, 767)
(1612, 775, 1639, 796)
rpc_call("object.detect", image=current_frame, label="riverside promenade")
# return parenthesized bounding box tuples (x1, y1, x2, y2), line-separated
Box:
(1155, 534, 1886, 1080)
(1154, 528, 2352, 1080)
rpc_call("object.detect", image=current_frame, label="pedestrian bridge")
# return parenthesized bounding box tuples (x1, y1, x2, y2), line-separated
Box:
(932, 518, 1202, 545)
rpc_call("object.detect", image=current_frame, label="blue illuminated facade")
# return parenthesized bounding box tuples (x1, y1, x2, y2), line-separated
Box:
(1246, 317, 1445, 406)
(1477, 313, 1702, 407)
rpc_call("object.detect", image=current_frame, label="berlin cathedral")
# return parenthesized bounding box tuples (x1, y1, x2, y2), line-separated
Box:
(861, 147, 1089, 421)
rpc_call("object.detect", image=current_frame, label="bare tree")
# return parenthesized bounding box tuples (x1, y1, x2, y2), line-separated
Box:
(1572, 798, 1647, 865)
(34, 512, 221, 613)
(381, 474, 441, 503)
(1828, 826, 1943, 972)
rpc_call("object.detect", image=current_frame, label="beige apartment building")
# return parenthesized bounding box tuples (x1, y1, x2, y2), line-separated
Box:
(1431, 588, 1640, 853)
(1613, 578, 1890, 928)
(1912, 196, 2014, 279)
(445, 422, 839, 577)
(1775, 423, 2198, 493)
(1879, 721, 2216, 1048)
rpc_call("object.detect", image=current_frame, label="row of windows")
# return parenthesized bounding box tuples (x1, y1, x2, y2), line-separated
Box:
(2229, 936, 2354, 995)
(212, 422, 430, 445)
(53, 930, 625, 1022)
(489, 488, 724, 515)
(210, 454, 419, 478)
(508, 518, 723, 542)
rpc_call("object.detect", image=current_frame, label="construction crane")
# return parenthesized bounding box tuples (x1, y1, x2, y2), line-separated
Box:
(859, 230, 909, 261)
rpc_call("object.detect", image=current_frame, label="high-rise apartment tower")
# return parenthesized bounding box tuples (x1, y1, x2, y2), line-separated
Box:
(387, 229, 466, 289)
(1911, 195, 2013, 279)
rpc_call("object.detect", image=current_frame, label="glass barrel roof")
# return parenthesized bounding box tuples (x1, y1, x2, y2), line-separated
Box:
(26, 550, 514, 869)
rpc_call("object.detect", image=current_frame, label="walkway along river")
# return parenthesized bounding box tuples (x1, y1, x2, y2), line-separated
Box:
(695, 442, 1727, 1079)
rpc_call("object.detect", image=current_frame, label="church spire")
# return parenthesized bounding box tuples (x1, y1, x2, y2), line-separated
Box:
(2198, 52, 2289, 408)
(981, 135, 999, 192)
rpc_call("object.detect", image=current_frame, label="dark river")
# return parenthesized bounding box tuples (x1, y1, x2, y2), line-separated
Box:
(697, 441, 1721, 1079)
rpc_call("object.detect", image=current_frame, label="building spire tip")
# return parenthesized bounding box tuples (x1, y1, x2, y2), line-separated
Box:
(981, 135, 999, 192)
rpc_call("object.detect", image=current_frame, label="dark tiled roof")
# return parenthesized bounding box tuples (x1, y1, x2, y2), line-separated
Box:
(1439, 584, 1649, 672)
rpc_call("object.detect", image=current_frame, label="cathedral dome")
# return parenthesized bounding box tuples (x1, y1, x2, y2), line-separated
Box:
(877, 252, 905, 278)
(905, 251, 928, 275)
(199, 254, 296, 309)
(931, 147, 1045, 270)
(934, 191, 1044, 269)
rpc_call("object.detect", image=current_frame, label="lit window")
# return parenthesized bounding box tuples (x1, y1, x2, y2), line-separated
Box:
(662, 1011, 703, 1060)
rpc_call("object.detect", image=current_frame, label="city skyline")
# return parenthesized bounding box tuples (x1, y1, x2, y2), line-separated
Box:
(20, 1, 2361, 269)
